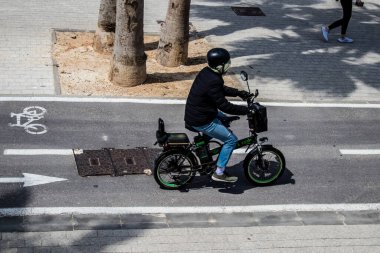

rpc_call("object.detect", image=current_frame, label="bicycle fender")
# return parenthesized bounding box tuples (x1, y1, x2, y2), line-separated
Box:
(154, 149, 180, 165)
(154, 148, 198, 167)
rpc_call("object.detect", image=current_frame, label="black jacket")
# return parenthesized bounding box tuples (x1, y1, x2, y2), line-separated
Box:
(185, 67, 249, 127)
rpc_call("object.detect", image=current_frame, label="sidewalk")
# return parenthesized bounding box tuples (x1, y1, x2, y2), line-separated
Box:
(1, 208, 380, 252)
(0, 0, 379, 101)
(1, 225, 380, 252)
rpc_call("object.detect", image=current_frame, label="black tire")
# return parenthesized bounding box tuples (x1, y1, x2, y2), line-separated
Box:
(243, 146, 286, 186)
(154, 149, 197, 189)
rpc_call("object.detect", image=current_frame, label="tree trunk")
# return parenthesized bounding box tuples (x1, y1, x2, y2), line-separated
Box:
(109, 0, 147, 87)
(156, 0, 191, 67)
(94, 0, 116, 53)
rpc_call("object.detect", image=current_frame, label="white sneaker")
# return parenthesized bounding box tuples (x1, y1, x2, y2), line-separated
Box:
(337, 37, 354, 43)
(321, 26, 329, 42)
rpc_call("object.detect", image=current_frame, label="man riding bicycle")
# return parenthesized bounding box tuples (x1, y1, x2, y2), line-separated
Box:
(184, 48, 251, 183)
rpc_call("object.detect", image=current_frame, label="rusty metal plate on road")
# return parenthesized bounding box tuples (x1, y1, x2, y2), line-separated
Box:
(74, 148, 161, 177)
(142, 148, 161, 167)
(231, 6, 265, 16)
(74, 149, 115, 177)
(111, 148, 161, 175)
(111, 148, 149, 175)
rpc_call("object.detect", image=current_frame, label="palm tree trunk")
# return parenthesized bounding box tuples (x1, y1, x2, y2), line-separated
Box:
(109, 0, 146, 87)
(156, 0, 191, 67)
(94, 0, 116, 53)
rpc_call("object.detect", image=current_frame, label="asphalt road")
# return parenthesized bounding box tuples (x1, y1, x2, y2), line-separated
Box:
(0, 100, 379, 208)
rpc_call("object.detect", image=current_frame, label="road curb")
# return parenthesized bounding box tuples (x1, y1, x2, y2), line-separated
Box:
(1, 207, 379, 232)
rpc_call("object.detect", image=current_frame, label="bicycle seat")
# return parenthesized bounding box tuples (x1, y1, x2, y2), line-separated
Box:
(156, 118, 190, 147)
(167, 133, 190, 145)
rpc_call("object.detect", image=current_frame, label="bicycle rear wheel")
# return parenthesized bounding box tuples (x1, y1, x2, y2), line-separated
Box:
(243, 146, 286, 186)
(154, 150, 197, 189)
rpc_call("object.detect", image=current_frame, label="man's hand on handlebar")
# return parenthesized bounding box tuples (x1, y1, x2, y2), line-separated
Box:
(237, 90, 252, 101)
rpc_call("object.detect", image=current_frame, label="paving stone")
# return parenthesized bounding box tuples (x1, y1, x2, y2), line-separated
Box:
(120, 214, 168, 229)
(254, 211, 303, 226)
(15, 248, 33, 253)
(32, 247, 51, 253)
(297, 211, 344, 225)
(0, 217, 24, 232)
(341, 210, 380, 225)
(22, 215, 73, 232)
(50, 247, 69, 253)
(209, 212, 259, 227)
(166, 213, 212, 228)
(72, 214, 122, 230)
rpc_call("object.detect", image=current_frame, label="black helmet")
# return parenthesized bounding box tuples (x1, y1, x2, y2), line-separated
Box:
(207, 48, 231, 74)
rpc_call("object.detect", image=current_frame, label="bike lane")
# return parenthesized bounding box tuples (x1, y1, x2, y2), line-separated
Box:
(0, 98, 379, 209)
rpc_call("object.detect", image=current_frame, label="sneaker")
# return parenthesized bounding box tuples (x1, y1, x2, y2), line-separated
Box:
(321, 26, 329, 42)
(337, 37, 354, 43)
(211, 172, 238, 183)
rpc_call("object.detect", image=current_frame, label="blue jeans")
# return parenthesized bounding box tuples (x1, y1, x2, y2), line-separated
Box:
(193, 112, 238, 168)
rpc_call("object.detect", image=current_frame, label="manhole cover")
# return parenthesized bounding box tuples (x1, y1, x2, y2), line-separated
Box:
(143, 148, 161, 165)
(231, 6, 265, 16)
(74, 149, 115, 177)
(111, 148, 149, 175)
(74, 148, 161, 177)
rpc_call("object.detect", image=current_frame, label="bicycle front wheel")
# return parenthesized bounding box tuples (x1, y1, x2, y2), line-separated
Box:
(243, 146, 286, 186)
(154, 150, 197, 189)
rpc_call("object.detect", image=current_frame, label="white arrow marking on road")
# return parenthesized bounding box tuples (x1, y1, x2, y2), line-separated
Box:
(0, 173, 67, 187)
(340, 149, 380, 155)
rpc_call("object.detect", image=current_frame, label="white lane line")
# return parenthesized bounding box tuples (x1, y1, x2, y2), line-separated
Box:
(3, 149, 73, 155)
(0, 96, 186, 104)
(340, 149, 380, 155)
(3, 148, 248, 156)
(0, 203, 379, 216)
(1, 96, 380, 108)
(259, 102, 380, 108)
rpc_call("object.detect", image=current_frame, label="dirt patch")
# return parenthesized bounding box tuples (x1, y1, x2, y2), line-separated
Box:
(53, 32, 242, 98)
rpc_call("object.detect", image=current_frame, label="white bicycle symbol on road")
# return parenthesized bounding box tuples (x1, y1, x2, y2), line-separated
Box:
(9, 106, 48, 135)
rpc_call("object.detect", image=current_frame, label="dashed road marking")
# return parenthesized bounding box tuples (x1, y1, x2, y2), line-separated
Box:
(340, 149, 380, 155)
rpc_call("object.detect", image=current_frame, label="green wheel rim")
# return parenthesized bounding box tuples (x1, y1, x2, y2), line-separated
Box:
(248, 151, 283, 184)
